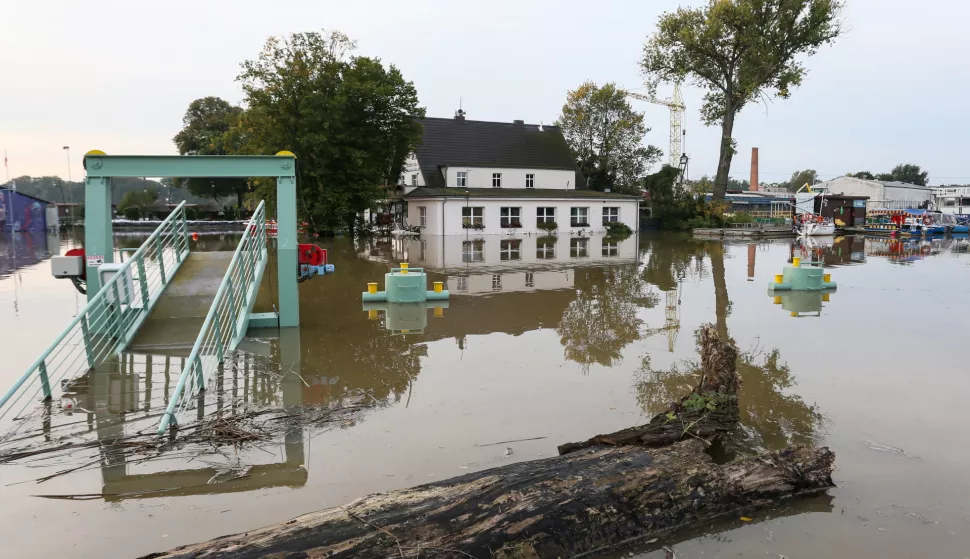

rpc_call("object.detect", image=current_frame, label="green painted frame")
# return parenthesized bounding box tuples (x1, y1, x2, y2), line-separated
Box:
(83, 152, 300, 327)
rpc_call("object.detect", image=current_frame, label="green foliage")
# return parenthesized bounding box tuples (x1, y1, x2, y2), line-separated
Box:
(645, 165, 729, 230)
(604, 222, 633, 237)
(173, 96, 250, 206)
(123, 206, 141, 221)
(556, 81, 662, 194)
(117, 189, 157, 216)
(849, 170, 875, 180)
(725, 212, 753, 224)
(185, 206, 201, 220)
(237, 30, 425, 233)
(783, 169, 819, 192)
(222, 205, 240, 221)
(537, 221, 559, 232)
(641, 0, 844, 200)
(879, 164, 929, 186)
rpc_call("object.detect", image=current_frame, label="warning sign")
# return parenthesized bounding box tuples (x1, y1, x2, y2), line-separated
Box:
(86, 255, 105, 267)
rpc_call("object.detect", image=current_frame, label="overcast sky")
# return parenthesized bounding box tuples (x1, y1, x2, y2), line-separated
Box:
(2, 0, 969, 185)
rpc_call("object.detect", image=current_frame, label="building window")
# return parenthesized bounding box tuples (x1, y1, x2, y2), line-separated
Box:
(570, 238, 589, 257)
(418, 206, 427, 227)
(462, 206, 484, 228)
(602, 241, 618, 257)
(456, 276, 468, 292)
(456, 171, 467, 187)
(570, 207, 590, 227)
(602, 207, 619, 224)
(491, 274, 502, 291)
(526, 174, 535, 188)
(500, 207, 522, 228)
(492, 173, 502, 188)
(525, 272, 535, 288)
(461, 240, 484, 263)
(537, 237, 556, 259)
(411, 174, 418, 186)
(500, 239, 521, 261)
(537, 207, 556, 224)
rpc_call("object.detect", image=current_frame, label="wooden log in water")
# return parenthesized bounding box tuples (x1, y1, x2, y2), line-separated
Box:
(143, 326, 835, 559)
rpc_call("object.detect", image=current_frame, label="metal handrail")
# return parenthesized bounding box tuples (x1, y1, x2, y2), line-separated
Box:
(0, 202, 190, 424)
(157, 201, 267, 434)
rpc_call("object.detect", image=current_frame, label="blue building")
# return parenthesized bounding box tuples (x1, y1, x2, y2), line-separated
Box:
(1, 187, 50, 232)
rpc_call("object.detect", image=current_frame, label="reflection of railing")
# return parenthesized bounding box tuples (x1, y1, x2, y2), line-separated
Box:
(0, 202, 189, 422)
(158, 202, 267, 434)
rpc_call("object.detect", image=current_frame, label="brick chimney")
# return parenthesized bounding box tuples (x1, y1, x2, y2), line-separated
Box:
(750, 147, 759, 192)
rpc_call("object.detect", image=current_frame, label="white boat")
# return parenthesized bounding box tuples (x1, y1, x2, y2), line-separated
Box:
(797, 218, 836, 236)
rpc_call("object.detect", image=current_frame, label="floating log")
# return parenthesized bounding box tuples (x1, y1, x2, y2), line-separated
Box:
(143, 326, 835, 559)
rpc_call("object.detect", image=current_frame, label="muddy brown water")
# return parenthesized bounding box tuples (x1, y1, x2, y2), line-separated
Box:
(1, 230, 969, 558)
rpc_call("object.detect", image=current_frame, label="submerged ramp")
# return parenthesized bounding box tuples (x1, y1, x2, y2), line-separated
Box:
(128, 252, 234, 355)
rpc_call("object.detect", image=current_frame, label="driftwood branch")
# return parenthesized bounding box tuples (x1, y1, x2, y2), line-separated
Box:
(143, 325, 835, 559)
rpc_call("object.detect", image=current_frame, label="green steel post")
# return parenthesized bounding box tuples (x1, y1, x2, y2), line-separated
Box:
(181, 207, 189, 256)
(80, 316, 94, 369)
(226, 276, 238, 339)
(195, 356, 205, 391)
(214, 319, 224, 362)
(276, 175, 299, 327)
(136, 256, 150, 307)
(38, 361, 52, 401)
(156, 234, 167, 285)
(172, 220, 182, 265)
(84, 176, 114, 302)
(111, 282, 124, 350)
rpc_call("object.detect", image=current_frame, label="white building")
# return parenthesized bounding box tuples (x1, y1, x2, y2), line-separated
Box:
(814, 176, 933, 210)
(395, 115, 642, 236)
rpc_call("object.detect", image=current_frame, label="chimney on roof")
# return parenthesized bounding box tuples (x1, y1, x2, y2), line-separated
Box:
(750, 147, 759, 192)
(454, 108, 466, 121)
(513, 119, 524, 127)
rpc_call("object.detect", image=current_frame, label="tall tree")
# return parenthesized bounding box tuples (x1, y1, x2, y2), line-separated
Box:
(641, 0, 844, 201)
(849, 171, 875, 180)
(237, 30, 424, 232)
(556, 81, 662, 194)
(878, 163, 929, 186)
(786, 169, 818, 192)
(173, 97, 249, 206)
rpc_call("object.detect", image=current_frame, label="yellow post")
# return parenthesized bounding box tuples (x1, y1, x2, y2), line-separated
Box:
(367, 309, 378, 320)
(367, 282, 378, 294)
(434, 307, 443, 317)
(773, 296, 782, 305)
(823, 273, 832, 282)
(433, 281, 443, 293)
(822, 293, 830, 302)
(400, 262, 409, 275)
(774, 274, 784, 284)
(792, 257, 801, 267)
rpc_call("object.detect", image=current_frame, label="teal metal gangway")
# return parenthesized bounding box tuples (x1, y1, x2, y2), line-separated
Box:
(156, 202, 268, 434)
(0, 202, 191, 423)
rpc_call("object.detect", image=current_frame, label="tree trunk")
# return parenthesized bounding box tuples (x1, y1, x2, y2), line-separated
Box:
(712, 108, 737, 201)
(143, 326, 835, 559)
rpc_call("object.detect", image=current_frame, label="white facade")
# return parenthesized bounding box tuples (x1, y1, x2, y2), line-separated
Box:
(816, 176, 933, 209)
(439, 166, 576, 190)
(405, 197, 639, 236)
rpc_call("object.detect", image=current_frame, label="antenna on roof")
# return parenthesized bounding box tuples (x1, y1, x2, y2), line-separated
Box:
(455, 98, 466, 121)
(538, 120, 544, 132)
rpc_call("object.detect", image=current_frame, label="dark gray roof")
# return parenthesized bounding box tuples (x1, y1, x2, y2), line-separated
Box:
(414, 117, 584, 188)
(877, 181, 933, 190)
(404, 187, 638, 200)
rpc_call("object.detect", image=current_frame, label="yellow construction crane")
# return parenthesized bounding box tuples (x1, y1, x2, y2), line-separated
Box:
(624, 84, 686, 169)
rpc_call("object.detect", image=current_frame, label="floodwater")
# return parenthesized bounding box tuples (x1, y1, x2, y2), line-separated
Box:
(1, 229, 969, 558)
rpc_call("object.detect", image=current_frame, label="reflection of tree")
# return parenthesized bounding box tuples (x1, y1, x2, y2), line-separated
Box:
(640, 233, 713, 290)
(635, 344, 823, 450)
(557, 265, 659, 371)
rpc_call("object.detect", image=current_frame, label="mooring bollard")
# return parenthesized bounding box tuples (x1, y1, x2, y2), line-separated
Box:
(433, 281, 443, 293)
(367, 283, 378, 294)
(400, 262, 409, 275)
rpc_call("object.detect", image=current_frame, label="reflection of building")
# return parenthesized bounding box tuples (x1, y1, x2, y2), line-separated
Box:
(387, 115, 641, 235)
(792, 236, 866, 267)
(0, 231, 60, 278)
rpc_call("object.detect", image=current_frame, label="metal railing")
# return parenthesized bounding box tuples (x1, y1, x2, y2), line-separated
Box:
(157, 201, 267, 434)
(0, 202, 190, 423)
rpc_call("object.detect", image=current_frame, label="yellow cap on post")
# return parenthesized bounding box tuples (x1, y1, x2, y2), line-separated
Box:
(400, 262, 408, 275)
(823, 273, 832, 282)
(774, 274, 784, 284)
(367, 282, 378, 294)
(433, 281, 443, 293)
(434, 307, 443, 317)
(275, 150, 296, 157)
(773, 296, 782, 304)
(822, 293, 831, 302)
(367, 309, 378, 320)
(792, 257, 801, 267)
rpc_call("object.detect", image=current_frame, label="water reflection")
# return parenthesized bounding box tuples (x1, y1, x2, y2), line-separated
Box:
(0, 231, 59, 279)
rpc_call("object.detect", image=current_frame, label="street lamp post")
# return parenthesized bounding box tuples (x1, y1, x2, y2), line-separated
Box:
(62, 146, 71, 203)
